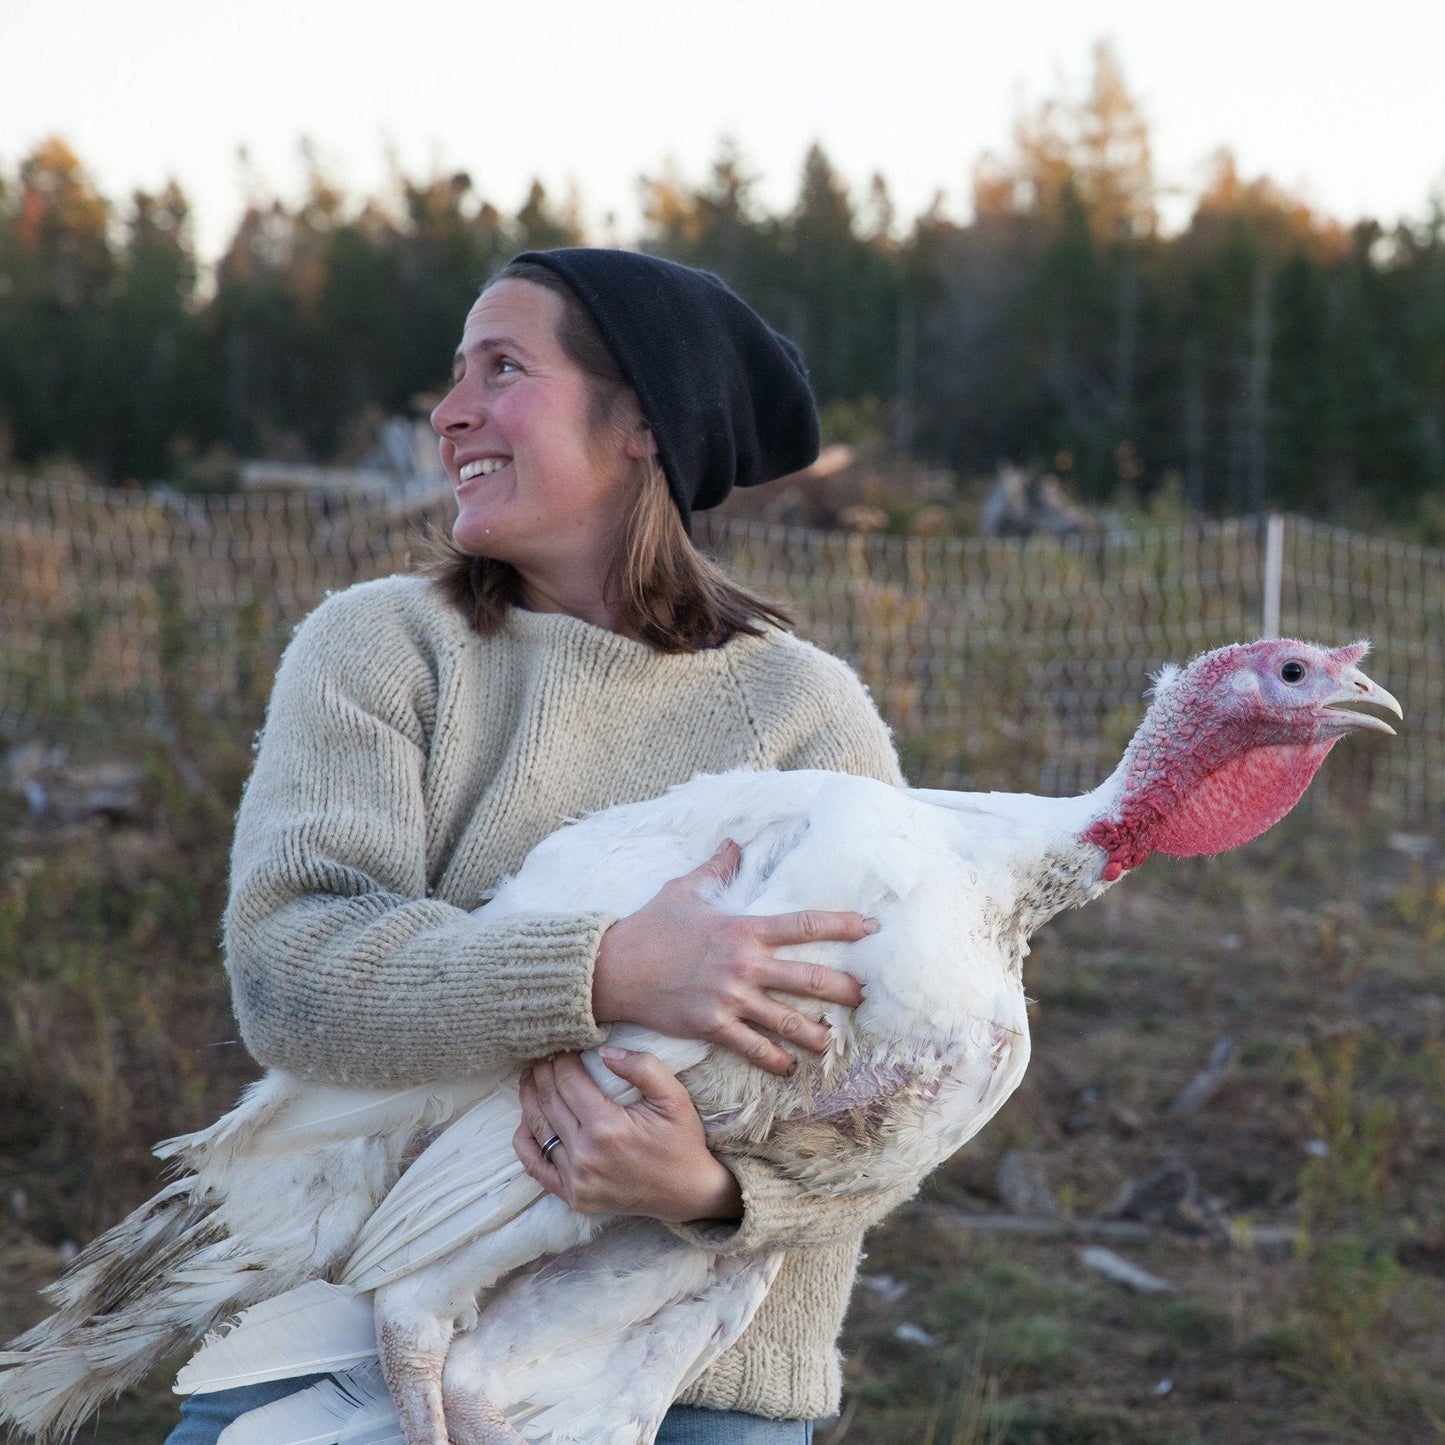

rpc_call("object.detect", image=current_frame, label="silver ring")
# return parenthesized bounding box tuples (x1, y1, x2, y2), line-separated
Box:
(540, 1133, 563, 1163)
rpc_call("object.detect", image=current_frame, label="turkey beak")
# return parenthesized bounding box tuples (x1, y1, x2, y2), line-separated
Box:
(1320, 666, 1403, 736)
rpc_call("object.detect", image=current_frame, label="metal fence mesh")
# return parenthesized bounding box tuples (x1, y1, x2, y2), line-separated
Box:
(3, 475, 1440, 817)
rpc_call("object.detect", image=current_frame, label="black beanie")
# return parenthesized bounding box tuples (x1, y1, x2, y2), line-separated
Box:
(513, 248, 820, 529)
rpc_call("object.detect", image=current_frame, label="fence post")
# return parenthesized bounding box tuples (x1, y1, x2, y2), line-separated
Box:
(1262, 512, 1284, 639)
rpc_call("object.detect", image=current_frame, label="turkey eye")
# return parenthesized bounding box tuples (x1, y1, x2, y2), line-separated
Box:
(1280, 661, 1306, 684)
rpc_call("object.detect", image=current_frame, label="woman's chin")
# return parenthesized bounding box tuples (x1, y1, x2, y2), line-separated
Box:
(452, 512, 507, 558)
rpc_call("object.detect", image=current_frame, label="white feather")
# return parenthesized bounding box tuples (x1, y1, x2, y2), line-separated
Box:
(217, 1364, 398, 1445)
(176, 1283, 377, 1394)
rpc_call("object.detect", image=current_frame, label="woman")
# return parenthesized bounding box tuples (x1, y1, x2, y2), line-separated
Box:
(172, 249, 916, 1445)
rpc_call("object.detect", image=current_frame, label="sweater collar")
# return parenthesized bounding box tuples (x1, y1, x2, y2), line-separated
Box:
(502, 605, 771, 670)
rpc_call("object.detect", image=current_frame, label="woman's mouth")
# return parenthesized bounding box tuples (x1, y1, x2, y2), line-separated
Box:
(458, 458, 510, 483)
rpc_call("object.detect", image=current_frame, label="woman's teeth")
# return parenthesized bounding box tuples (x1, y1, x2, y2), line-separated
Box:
(459, 459, 508, 481)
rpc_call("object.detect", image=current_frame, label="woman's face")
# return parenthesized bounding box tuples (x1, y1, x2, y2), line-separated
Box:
(431, 278, 643, 581)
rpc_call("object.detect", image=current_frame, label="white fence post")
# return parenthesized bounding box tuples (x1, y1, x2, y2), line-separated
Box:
(1262, 512, 1284, 639)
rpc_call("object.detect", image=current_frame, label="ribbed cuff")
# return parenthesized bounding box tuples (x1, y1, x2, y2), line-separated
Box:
(666, 1155, 828, 1257)
(458, 910, 614, 1063)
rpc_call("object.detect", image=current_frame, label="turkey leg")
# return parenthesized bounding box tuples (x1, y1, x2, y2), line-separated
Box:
(377, 1317, 455, 1445)
(440, 1379, 527, 1445)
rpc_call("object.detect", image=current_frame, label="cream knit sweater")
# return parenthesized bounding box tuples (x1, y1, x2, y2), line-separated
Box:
(224, 573, 918, 1421)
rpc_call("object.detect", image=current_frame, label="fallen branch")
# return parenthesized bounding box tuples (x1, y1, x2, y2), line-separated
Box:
(910, 1203, 1298, 1257)
(1079, 1245, 1176, 1293)
(1167, 1034, 1238, 1117)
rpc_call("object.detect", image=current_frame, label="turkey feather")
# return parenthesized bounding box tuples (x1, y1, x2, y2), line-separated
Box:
(213, 1364, 397, 1445)
(175, 1283, 377, 1393)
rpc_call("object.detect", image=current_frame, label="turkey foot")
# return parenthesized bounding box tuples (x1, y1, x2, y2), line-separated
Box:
(378, 1318, 454, 1445)
(441, 1379, 526, 1445)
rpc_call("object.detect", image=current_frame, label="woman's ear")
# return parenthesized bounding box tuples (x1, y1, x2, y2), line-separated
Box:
(624, 424, 659, 460)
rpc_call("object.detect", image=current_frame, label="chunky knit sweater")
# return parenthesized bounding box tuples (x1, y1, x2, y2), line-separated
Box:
(224, 573, 917, 1420)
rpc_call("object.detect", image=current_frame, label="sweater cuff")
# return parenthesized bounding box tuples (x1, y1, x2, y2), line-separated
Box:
(665, 1155, 826, 1257)
(458, 910, 614, 1063)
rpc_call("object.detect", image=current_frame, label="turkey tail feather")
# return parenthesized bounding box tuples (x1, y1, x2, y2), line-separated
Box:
(176, 1282, 377, 1395)
(216, 1363, 400, 1445)
(0, 1187, 241, 1443)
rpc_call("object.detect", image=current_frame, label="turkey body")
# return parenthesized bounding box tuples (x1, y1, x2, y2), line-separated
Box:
(489, 767, 1077, 1193)
(172, 769, 1109, 1445)
(1, 769, 1095, 1445)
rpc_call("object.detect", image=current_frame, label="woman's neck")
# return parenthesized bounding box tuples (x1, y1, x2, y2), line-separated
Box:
(517, 563, 636, 637)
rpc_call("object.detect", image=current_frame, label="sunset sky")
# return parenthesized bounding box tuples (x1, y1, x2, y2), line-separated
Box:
(5, 0, 1442, 258)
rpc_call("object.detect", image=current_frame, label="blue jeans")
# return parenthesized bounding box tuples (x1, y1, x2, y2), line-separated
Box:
(166, 1381, 814, 1443)
(658, 1407, 814, 1443)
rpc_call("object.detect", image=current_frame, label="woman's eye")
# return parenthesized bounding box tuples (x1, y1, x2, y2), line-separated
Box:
(1280, 660, 1306, 684)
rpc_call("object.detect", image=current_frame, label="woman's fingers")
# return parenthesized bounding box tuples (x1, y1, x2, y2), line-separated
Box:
(712, 1019, 798, 1076)
(514, 1070, 561, 1180)
(759, 1001, 834, 1054)
(517, 1067, 563, 1153)
(753, 907, 878, 951)
(546, 1051, 627, 1126)
(598, 1044, 690, 1106)
(760, 953, 867, 1009)
(530, 1057, 579, 1128)
(527, 1058, 580, 1141)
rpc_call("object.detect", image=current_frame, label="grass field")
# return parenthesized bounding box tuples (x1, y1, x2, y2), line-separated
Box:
(2, 732, 1442, 1443)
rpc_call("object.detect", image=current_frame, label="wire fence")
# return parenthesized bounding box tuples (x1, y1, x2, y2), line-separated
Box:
(3, 474, 1440, 819)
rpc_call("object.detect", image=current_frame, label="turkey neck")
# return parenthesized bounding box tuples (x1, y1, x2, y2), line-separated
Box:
(1080, 685, 1339, 882)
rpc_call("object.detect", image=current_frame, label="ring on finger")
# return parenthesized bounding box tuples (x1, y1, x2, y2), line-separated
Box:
(540, 1133, 564, 1163)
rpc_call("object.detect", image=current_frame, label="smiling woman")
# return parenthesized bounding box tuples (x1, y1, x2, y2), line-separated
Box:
(433, 277, 640, 609)
(429, 254, 811, 652)
(158, 249, 910, 1445)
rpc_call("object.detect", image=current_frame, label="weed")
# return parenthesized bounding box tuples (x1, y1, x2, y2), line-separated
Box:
(983, 1315, 1084, 1386)
(1241, 1316, 1312, 1365)
(1293, 1030, 1401, 1377)
(1394, 858, 1445, 952)
(919, 1350, 1014, 1445)
(1133, 1295, 1231, 1348)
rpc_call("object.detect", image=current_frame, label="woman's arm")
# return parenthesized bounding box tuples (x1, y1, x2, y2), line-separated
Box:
(225, 586, 610, 1086)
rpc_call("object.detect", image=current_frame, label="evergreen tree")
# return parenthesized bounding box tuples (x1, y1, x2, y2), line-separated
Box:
(0, 138, 116, 467)
(1, 57, 1440, 522)
(102, 183, 211, 480)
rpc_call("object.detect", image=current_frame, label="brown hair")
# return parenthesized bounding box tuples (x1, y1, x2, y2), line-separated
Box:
(429, 260, 791, 652)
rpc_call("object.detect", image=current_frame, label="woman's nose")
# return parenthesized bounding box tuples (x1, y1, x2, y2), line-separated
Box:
(431, 382, 476, 437)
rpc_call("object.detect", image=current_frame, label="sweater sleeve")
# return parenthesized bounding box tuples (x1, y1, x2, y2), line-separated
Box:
(670, 1154, 925, 1257)
(776, 650, 905, 787)
(224, 587, 609, 1086)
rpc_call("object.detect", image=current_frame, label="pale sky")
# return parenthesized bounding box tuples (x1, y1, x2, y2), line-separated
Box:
(4, 0, 1443, 261)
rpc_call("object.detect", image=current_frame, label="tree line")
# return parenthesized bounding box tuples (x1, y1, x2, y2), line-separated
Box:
(2, 45, 1442, 525)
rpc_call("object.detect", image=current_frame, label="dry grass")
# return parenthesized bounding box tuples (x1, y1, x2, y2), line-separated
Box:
(824, 811, 1445, 1444)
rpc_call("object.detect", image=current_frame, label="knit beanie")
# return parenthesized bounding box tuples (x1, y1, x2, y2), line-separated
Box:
(513, 248, 820, 528)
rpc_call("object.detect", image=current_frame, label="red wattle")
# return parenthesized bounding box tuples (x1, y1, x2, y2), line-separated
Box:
(1150, 741, 1337, 857)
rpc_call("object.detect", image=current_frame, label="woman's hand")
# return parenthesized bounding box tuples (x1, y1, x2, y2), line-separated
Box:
(515, 1047, 743, 1224)
(591, 840, 876, 1076)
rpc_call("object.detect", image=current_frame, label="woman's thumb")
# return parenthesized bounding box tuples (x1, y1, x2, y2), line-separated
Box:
(692, 838, 741, 886)
(601, 1046, 679, 1101)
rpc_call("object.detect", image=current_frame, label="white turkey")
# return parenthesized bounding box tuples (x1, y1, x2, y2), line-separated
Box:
(0, 638, 1400, 1445)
